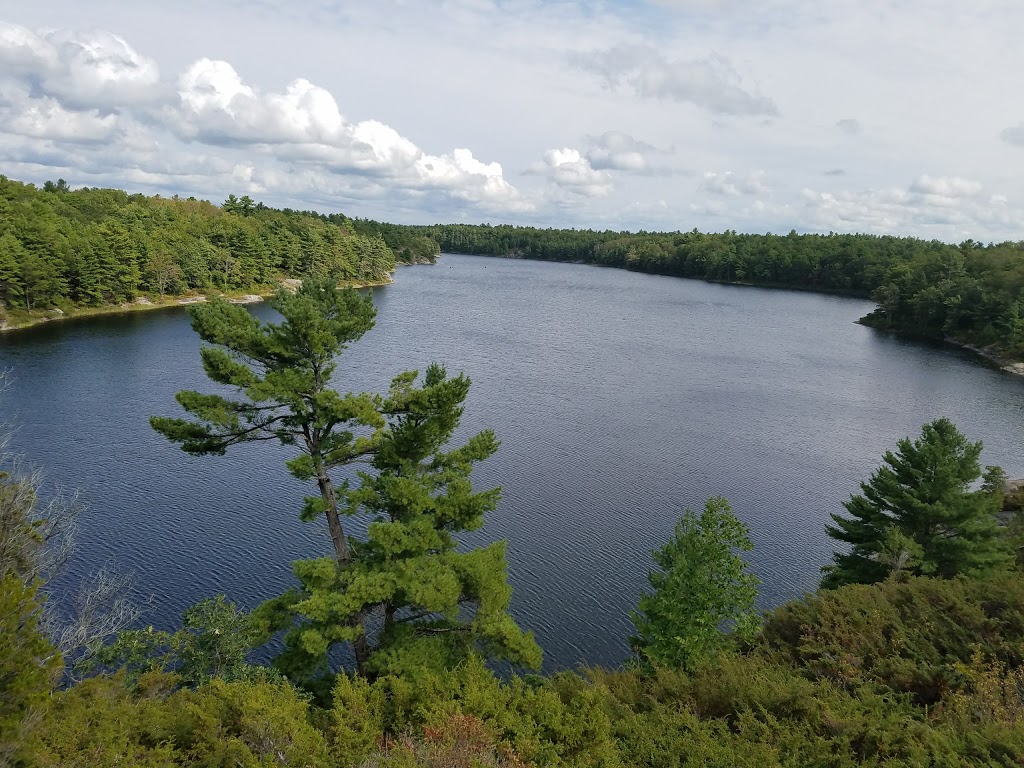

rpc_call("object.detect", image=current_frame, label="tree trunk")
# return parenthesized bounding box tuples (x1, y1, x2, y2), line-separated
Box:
(353, 630, 371, 676)
(317, 472, 350, 564)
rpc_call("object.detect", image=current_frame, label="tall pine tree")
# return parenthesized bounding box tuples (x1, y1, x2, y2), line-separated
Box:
(151, 280, 538, 679)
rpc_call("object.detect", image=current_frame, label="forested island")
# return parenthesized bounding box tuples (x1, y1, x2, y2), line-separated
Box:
(5, 279, 1024, 765)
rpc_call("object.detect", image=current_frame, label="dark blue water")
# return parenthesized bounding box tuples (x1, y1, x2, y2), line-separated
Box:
(3, 254, 1024, 671)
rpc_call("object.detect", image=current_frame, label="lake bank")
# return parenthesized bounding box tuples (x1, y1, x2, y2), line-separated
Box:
(0, 274, 395, 334)
(855, 315, 1024, 378)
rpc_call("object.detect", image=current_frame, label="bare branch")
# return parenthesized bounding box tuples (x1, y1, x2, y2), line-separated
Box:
(44, 566, 142, 682)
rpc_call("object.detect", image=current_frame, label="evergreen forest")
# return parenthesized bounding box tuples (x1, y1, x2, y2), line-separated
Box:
(0, 177, 396, 327)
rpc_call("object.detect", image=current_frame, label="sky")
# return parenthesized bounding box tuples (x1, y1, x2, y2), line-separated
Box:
(1, 0, 1023, 241)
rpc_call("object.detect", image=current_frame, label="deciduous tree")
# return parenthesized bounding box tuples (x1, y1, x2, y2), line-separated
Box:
(631, 497, 760, 671)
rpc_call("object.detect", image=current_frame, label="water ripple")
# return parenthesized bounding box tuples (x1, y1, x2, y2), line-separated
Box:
(3, 254, 1024, 671)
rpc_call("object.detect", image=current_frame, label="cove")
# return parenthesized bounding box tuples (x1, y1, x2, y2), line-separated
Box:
(3, 253, 1024, 671)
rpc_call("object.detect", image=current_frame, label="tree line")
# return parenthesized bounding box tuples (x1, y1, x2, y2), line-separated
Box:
(400, 223, 1024, 359)
(0, 177, 395, 319)
(5, 173, 1023, 361)
(4, 279, 1024, 765)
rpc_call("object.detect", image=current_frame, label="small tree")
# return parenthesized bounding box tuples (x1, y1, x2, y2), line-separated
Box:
(631, 497, 760, 671)
(822, 418, 1009, 589)
(144, 249, 183, 298)
(0, 575, 60, 765)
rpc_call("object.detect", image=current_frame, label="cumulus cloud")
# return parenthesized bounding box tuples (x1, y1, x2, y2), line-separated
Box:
(1000, 124, 1024, 147)
(0, 95, 118, 143)
(532, 147, 613, 197)
(0, 22, 161, 110)
(799, 175, 1016, 237)
(573, 44, 778, 117)
(835, 118, 862, 135)
(0, 22, 529, 217)
(702, 170, 770, 196)
(583, 130, 678, 174)
(908, 174, 983, 198)
(169, 58, 526, 208)
(0, 21, 58, 76)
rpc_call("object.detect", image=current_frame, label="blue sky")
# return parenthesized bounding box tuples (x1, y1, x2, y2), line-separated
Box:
(1, 0, 1023, 240)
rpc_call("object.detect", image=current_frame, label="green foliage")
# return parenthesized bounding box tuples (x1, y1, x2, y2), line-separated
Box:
(0, 175, 395, 316)
(347, 218, 441, 265)
(823, 418, 1010, 588)
(271, 364, 542, 682)
(757, 572, 1024, 705)
(0, 575, 60, 765)
(327, 657, 619, 768)
(31, 671, 331, 767)
(91, 596, 264, 686)
(19, 572, 1024, 766)
(631, 497, 760, 671)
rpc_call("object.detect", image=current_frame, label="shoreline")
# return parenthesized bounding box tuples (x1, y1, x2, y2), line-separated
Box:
(0, 274, 394, 334)
(952, 340, 1024, 378)
(855, 318, 1024, 378)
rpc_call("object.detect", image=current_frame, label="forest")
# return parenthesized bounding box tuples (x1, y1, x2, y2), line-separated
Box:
(0, 177, 396, 327)
(4, 279, 1024, 766)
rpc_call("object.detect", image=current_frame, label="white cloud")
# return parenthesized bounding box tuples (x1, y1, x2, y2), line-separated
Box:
(573, 44, 779, 117)
(0, 23, 528, 217)
(584, 130, 678, 174)
(1, 3, 1023, 236)
(167, 58, 525, 208)
(908, 174, 983, 198)
(0, 94, 118, 142)
(702, 170, 770, 196)
(0, 22, 161, 110)
(44, 28, 161, 109)
(799, 176, 1020, 239)
(536, 147, 613, 198)
(0, 21, 58, 75)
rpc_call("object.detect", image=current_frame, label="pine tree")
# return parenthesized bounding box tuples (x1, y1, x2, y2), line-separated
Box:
(151, 280, 538, 678)
(822, 418, 1009, 589)
(272, 364, 541, 680)
(630, 497, 760, 672)
(21, 251, 64, 312)
(0, 233, 26, 310)
(96, 222, 140, 302)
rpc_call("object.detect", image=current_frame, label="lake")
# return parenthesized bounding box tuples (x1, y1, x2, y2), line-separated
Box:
(3, 253, 1023, 671)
